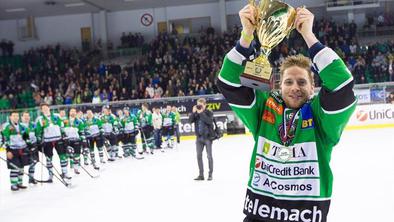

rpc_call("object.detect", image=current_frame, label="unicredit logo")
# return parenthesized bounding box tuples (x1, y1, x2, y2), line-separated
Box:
(255, 157, 262, 169)
(356, 110, 368, 122)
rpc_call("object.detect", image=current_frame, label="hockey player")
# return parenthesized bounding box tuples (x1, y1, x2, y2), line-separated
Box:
(85, 109, 104, 169)
(114, 109, 124, 158)
(77, 110, 90, 166)
(62, 108, 85, 174)
(36, 103, 71, 182)
(120, 107, 140, 158)
(172, 106, 181, 144)
(20, 111, 40, 184)
(58, 109, 67, 121)
(161, 105, 176, 148)
(137, 103, 154, 154)
(3, 111, 30, 191)
(101, 105, 120, 161)
(217, 5, 356, 222)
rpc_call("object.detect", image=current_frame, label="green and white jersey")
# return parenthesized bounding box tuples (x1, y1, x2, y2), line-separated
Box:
(120, 114, 139, 134)
(137, 110, 153, 128)
(20, 121, 38, 145)
(217, 42, 356, 222)
(35, 113, 63, 142)
(84, 117, 102, 138)
(2, 121, 28, 150)
(162, 111, 176, 127)
(100, 113, 119, 135)
(62, 117, 85, 141)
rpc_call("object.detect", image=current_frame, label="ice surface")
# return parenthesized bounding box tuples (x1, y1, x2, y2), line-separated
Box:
(0, 128, 393, 222)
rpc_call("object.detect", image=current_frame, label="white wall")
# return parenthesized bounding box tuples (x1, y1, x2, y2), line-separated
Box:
(0, 0, 365, 54)
(0, 13, 92, 54)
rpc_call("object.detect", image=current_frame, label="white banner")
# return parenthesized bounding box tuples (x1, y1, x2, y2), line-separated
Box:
(354, 89, 371, 104)
(348, 104, 394, 126)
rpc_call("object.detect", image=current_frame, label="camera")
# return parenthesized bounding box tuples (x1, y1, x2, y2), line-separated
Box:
(196, 105, 202, 110)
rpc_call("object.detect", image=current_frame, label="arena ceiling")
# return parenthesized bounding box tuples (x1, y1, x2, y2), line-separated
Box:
(0, 0, 240, 20)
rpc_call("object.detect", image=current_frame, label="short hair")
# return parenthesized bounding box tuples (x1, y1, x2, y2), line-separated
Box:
(197, 98, 206, 105)
(142, 103, 149, 109)
(279, 55, 314, 86)
(40, 103, 49, 109)
(10, 110, 19, 115)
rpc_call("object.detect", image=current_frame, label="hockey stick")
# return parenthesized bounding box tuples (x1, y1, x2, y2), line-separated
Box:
(36, 159, 71, 188)
(67, 145, 99, 178)
(0, 156, 50, 184)
(139, 127, 153, 154)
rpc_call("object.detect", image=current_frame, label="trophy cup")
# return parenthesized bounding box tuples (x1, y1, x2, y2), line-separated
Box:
(240, 0, 297, 91)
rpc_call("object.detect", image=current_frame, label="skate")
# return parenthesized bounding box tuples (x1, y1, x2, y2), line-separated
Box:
(17, 184, 28, 189)
(74, 168, 80, 175)
(61, 173, 72, 180)
(47, 176, 53, 183)
(11, 185, 19, 191)
(29, 178, 37, 184)
(93, 163, 100, 170)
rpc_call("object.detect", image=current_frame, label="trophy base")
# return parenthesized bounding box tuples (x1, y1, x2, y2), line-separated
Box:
(240, 59, 273, 91)
(240, 74, 272, 91)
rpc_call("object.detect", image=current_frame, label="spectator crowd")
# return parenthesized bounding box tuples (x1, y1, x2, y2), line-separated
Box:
(0, 17, 394, 110)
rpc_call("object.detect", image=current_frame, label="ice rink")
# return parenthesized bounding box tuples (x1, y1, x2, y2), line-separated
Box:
(0, 128, 393, 222)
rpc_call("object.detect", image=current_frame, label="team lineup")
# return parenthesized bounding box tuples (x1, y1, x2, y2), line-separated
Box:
(1, 103, 181, 190)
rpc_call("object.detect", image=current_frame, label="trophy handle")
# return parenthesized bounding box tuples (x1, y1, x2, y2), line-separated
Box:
(248, 0, 260, 29)
(248, 0, 255, 7)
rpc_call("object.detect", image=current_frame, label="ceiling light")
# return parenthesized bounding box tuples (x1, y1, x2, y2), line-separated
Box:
(65, 2, 86, 7)
(5, 8, 26, 12)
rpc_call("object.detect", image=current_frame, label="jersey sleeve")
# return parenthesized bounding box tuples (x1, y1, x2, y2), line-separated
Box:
(216, 42, 269, 136)
(2, 123, 10, 146)
(309, 42, 357, 147)
(35, 117, 43, 142)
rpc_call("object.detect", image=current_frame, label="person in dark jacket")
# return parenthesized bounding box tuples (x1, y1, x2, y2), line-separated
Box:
(189, 98, 214, 181)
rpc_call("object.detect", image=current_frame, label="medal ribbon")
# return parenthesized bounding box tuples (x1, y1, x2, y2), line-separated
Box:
(280, 108, 299, 146)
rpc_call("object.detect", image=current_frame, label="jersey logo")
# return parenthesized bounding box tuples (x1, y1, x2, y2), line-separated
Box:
(266, 97, 283, 115)
(300, 103, 314, 129)
(262, 110, 275, 124)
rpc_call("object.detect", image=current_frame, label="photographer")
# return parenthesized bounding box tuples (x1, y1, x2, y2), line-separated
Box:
(189, 98, 214, 181)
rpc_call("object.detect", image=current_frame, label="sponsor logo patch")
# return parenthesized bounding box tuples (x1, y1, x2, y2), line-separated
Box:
(301, 118, 314, 129)
(263, 110, 275, 124)
(266, 97, 283, 115)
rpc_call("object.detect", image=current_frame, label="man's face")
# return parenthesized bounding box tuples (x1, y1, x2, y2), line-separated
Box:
(166, 106, 171, 112)
(77, 111, 83, 118)
(103, 108, 110, 115)
(22, 113, 30, 123)
(87, 110, 93, 119)
(59, 110, 66, 117)
(41, 105, 50, 115)
(280, 66, 314, 109)
(10, 113, 19, 123)
(172, 106, 177, 112)
(69, 109, 77, 118)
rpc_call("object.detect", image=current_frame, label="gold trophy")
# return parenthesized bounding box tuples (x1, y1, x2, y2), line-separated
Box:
(240, 0, 297, 91)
